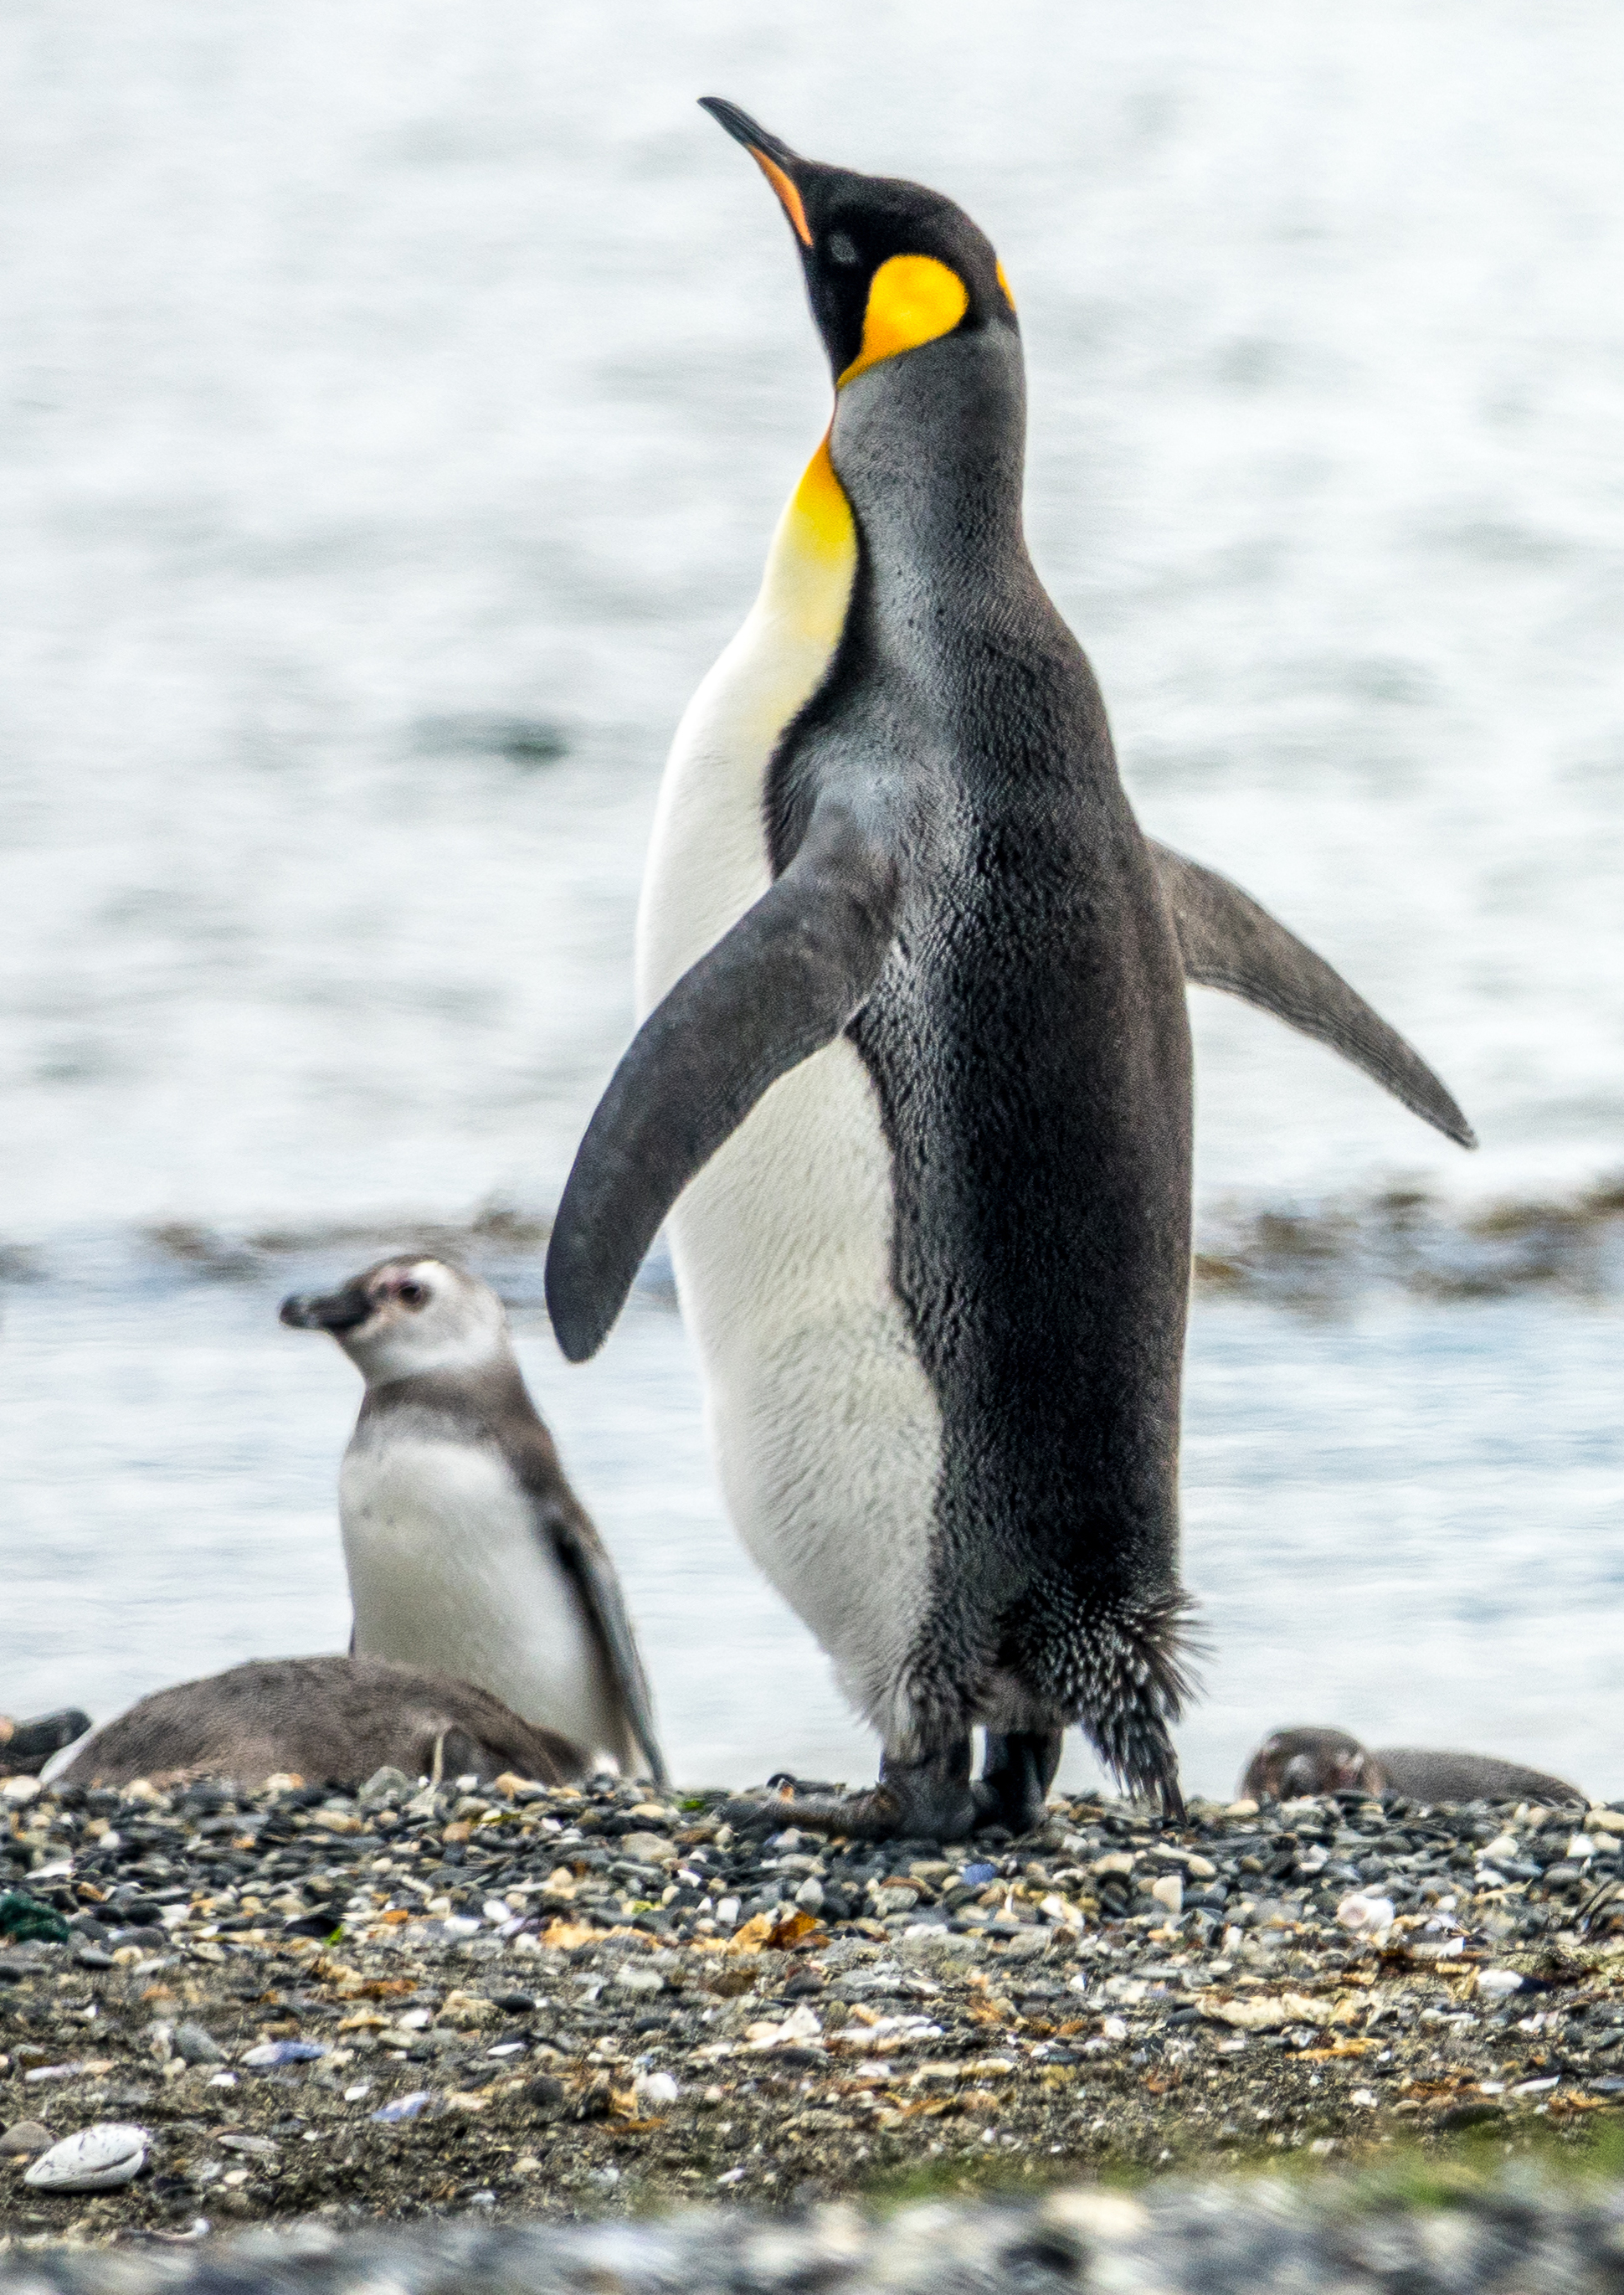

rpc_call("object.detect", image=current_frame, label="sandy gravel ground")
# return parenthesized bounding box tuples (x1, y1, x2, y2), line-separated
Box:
(6, 1765, 1624, 2248)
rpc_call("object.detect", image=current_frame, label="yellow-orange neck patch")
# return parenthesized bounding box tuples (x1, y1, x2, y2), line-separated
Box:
(755, 425, 858, 648)
(786, 430, 855, 566)
(839, 254, 969, 387)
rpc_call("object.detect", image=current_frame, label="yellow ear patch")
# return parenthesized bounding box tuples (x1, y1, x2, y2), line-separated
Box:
(995, 258, 1016, 311)
(839, 254, 969, 387)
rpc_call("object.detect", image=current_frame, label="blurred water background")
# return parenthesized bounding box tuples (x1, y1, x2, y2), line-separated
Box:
(3, 2, 1621, 1799)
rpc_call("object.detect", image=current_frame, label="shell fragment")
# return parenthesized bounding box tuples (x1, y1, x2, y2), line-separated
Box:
(24, 2122, 149, 2192)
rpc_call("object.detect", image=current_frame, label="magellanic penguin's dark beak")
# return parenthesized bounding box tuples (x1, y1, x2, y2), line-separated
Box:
(280, 1284, 373, 1333)
(698, 97, 813, 247)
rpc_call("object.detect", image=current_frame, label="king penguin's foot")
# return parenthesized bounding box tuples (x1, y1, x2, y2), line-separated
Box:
(721, 1737, 983, 1843)
(976, 1730, 1065, 1835)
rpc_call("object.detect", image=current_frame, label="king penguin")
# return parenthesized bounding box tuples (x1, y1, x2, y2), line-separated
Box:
(545, 103, 1472, 1838)
(281, 1256, 666, 1788)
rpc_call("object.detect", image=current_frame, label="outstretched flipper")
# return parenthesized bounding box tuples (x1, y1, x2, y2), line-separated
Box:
(1148, 841, 1476, 1149)
(546, 800, 901, 1363)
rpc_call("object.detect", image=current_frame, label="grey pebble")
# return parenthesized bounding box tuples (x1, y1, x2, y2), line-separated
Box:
(0, 2118, 52, 2155)
(170, 2021, 225, 2065)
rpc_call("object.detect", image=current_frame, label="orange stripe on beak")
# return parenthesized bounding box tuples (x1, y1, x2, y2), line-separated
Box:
(748, 148, 813, 247)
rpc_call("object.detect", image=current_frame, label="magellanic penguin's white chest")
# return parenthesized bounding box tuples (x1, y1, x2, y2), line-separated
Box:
(635, 436, 942, 1747)
(339, 1433, 629, 1768)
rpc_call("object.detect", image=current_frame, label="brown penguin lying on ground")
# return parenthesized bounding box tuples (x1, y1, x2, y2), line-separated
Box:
(1241, 1725, 1585, 1807)
(56, 1654, 585, 1791)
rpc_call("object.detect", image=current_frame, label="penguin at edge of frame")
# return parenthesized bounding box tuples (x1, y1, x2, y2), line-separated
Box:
(545, 101, 1474, 1841)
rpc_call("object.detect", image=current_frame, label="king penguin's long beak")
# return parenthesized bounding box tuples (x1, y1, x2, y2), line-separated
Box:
(699, 96, 814, 247)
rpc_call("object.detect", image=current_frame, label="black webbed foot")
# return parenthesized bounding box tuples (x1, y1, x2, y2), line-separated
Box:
(720, 1783, 905, 1840)
(722, 1737, 982, 1843)
(977, 1730, 1065, 1835)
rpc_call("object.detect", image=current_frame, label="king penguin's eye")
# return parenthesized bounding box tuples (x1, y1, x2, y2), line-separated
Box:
(397, 1281, 428, 1309)
(826, 232, 860, 268)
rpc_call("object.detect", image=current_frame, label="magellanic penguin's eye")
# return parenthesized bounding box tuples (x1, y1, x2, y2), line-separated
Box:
(826, 231, 861, 267)
(396, 1280, 428, 1309)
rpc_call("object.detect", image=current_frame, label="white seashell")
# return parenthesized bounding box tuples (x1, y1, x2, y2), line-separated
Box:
(1336, 1891, 1395, 1936)
(1478, 1967, 1525, 1999)
(24, 2122, 148, 2192)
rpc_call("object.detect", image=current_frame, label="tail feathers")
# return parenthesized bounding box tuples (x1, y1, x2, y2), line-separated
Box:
(1015, 1586, 1200, 1817)
(1083, 1591, 1200, 1815)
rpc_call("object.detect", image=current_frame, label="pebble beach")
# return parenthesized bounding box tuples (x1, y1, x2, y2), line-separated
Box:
(8, 1763, 1624, 2254)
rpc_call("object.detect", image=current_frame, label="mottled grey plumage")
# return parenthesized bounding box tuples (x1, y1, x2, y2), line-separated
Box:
(1242, 1725, 1583, 1807)
(57, 1654, 583, 1791)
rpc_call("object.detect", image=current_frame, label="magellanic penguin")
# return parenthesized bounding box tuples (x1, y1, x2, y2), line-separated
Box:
(56, 1653, 587, 1793)
(281, 1258, 666, 1788)
(1241, 1726, 1584, 1809)
(545, 103, 1473, 1840)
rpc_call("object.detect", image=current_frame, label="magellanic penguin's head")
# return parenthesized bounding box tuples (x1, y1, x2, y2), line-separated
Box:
(1241, 1726, 1380, 1804)
(701, 97, 1017, 397)
(280, 1256, 509, 1387)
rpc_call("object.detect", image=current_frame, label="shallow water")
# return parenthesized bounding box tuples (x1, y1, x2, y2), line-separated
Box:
(3, 4, 1621, 1798)
(7, 1246, 1620, 1802)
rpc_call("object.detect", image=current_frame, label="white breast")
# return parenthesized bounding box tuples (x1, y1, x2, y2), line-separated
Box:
(634, 440, 942, 1750)
(339, 1435, 630, 1770)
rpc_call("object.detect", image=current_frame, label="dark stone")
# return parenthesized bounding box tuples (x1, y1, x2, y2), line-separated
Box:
(283, 1913, 342, 1939)
(525, 2076, 568, 2117)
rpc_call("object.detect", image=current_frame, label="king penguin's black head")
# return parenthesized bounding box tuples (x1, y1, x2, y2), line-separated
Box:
(700, 97, 1017, 389)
